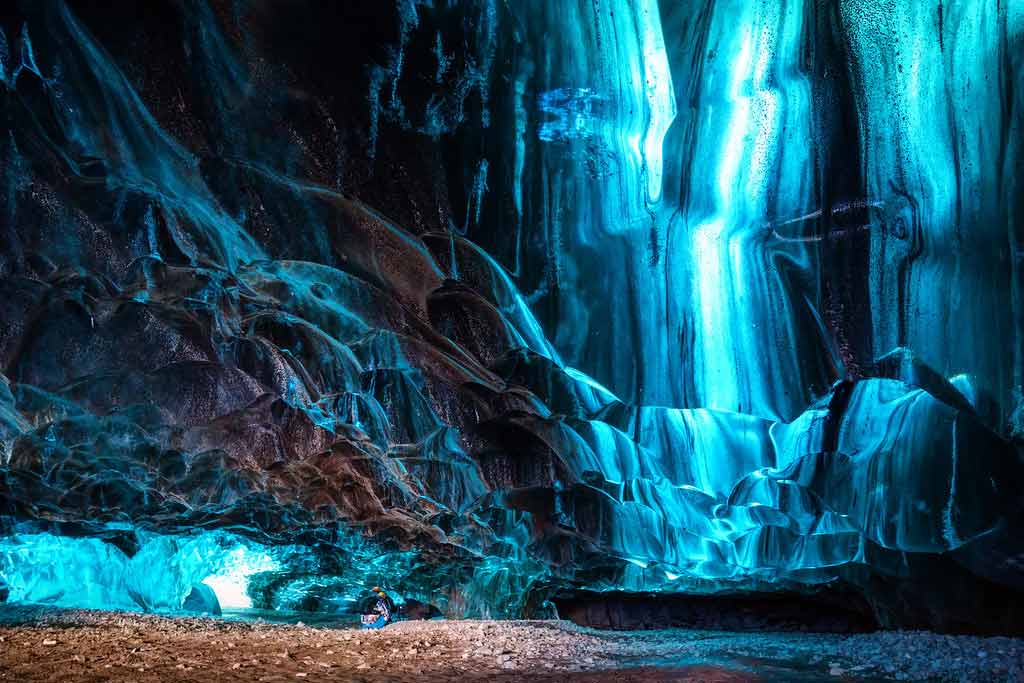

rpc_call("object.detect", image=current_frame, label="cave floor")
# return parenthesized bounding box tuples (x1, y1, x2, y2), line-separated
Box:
(1, 607, 1021, 682)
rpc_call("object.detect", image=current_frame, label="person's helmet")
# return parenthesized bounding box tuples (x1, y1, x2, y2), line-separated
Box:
(371, 586, 382, 593)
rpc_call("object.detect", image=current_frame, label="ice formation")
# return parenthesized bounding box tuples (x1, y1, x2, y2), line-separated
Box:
(0, 0, 1022, 631)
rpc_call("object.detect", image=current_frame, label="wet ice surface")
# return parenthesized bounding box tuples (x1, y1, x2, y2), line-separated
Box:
(0, 607, 1021, 682)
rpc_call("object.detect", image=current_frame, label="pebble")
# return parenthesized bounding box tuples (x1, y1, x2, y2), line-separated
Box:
(2, 608, 1023, 682)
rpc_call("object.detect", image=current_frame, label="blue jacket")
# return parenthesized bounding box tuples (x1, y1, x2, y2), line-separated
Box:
(375, 597, 391, 621)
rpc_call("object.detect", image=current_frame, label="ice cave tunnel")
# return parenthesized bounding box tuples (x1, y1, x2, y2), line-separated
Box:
(0, 0, 1023, 636)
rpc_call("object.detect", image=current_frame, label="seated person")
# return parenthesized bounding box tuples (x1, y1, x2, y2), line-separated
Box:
(360, 586, 392, 629)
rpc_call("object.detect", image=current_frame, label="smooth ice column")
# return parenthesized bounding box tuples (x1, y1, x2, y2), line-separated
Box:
(636, 0, 675, 204)
(685, 2, 815, 419)
(691, 26, 757, 414)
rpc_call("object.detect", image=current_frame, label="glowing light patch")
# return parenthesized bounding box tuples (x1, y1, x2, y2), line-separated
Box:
(716, 28, 754, 207)
(693, 218, 739, 411)
(202, 545, 282, 609)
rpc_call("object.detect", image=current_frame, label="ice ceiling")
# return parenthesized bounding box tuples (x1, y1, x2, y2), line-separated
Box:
(0, 0, 1022, 631)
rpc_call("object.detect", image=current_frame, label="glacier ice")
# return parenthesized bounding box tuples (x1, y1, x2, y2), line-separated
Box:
(0, 0, 1022, 632)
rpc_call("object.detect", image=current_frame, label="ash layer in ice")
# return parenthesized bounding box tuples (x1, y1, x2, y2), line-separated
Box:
(0, 0, 1022, 633)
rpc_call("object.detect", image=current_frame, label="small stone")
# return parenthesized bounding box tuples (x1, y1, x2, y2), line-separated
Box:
(829, 666, 845, 676)
(42, 639, 57, 646)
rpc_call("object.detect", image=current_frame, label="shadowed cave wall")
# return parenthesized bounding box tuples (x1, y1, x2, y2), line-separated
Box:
(0, 0, 1023, 632)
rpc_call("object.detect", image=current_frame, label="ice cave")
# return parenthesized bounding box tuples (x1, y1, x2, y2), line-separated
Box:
(0, 0, 1023, 680)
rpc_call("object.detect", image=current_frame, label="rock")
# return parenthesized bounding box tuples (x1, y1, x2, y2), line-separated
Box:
(182, 584, 221, 617)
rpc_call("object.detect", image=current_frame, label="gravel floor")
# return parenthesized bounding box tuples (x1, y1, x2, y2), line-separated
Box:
(0, 607, 1021, 682)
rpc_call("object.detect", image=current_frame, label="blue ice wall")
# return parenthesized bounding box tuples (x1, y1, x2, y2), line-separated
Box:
(842, 0, 1022, 431)
(487, 0, 681, 407)
(676, 0, 823, 420)
(0, 528, 421, 615)
(476, 0, 1023, 425)
(0, 0, 1022, 630)
(0, 531, 282, 611)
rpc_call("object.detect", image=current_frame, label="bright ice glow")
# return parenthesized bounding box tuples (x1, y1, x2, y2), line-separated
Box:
(0, 531, 285, 612)
(201, 546, 281, 609)
(637, 0, 675, 203)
